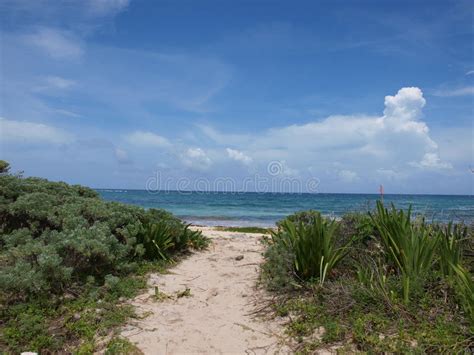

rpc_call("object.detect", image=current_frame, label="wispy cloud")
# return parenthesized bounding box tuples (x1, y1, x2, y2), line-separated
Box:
(433, 86, 474, 97)
(53, 109, 82, 118)
(338, 169, 359, 182)
(24, 27, 83, 59)
(114, 147, 132, 165)
(32, 76, 77, 92)
(87, 0, 130, 17)
(0, 117, 72, 144)
(125, 131, 171, 148)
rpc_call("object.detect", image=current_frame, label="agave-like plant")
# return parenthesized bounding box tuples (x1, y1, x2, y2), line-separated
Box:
(175, 224, 209, 251)
(185, 225, 209, 250)
(450, 263, 474, 321)
(437, 222, 468, 277)
(272, 213, 349, 285)
(138, 221, 174, 260)
(370, 201, 439, 304)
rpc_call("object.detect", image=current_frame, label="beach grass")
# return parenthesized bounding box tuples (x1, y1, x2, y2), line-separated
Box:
(260, 205, 473, 352)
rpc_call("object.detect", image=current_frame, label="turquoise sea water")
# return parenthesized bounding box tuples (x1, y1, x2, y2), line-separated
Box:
(97, 190, 474, 227)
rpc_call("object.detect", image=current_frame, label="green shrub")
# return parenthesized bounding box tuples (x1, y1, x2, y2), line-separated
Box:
(370, 201, 439, 304)
(338, 212, 376, 246)
(276, 209, 321, 229)
(0, 174, 208, 301)
(0, 171, 209, 352)
(260, 235, 297, 291)
(437, 222, 468, 277)
(263, 205, 473, 352)
(270, 212, 349, 284)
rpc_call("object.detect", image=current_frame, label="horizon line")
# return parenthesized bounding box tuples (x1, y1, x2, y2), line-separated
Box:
(93, 188, 473, 197)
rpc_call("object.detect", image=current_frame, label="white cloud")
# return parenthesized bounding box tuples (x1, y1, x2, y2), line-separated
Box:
(384, 86, 425, 124)
(114, 147, 131, 164)
(181, 148, 212, 170)
(338, 169, 359, 182)
(433, 86, 474, 97)
(33, 76, 77, 93)
(226, 148, 252, 165)
(376, 168, 405, 180)
(54, 109, 82, 118)
(466, 70, 474, 76)
(126, 131, 171, 148)
(277, 160, 299, 177)
(44, 76, 76, 89)
(410, 152, 452, 170)
(0, 117, 72, 144)
(25, 28, 83, 59)
(200, 87, 451, 177)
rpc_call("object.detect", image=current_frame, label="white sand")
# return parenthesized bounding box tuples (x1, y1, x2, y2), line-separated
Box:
(120, 227, 291, 354)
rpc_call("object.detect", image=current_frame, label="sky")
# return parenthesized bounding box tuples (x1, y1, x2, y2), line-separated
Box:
(0, 0, 473, 194)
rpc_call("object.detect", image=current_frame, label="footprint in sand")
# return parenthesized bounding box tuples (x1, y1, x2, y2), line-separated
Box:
(206, 287, 219, 301)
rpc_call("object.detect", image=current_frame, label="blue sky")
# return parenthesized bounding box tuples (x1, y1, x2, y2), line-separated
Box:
(0, 0, 473, 194)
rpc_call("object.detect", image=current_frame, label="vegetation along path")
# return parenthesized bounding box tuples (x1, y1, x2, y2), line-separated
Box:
(120, 227, 291, 354)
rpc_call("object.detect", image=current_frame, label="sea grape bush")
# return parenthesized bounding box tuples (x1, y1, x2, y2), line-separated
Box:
(0, 173, 208, 300)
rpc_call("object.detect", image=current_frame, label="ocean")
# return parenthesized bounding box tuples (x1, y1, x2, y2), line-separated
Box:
(97, 190, 474, 227)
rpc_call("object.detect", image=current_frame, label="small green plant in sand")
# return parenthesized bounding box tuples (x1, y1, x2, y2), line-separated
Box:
(105, 337, 143, 354)
(153, 286, 170, 301)
(176, 287, 192, 298)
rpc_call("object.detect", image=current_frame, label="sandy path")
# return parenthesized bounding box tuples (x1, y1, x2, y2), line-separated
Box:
(121, 227, 290, 354)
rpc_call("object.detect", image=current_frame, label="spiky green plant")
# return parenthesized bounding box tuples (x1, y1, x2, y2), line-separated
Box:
(138, 221, 174, 260)
(437, 222, 468, 277)
(370, 201, 439, 304)
(450, 263, 474, 321)
(185, 225, 209, 250)
(271, 213, 349, 284)
(175, 224, 209, 250)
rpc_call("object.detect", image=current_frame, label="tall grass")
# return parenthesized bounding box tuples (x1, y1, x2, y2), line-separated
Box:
(370, 201, 439, 304)
(271, 213, 349, 284)
(437, 222, 468, 277)
(436, 223, 473, 320)
(450, 263, 474, 321)
(262, 204, 473, 352)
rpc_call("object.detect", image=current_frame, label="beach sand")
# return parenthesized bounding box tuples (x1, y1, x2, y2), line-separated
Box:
(120, 227, 291, 354)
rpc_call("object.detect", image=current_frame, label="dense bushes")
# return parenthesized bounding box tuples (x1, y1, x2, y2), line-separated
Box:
(0, 174, 207, 300)
(262, 204, 473, 352)
(0, 170, 208, 352)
